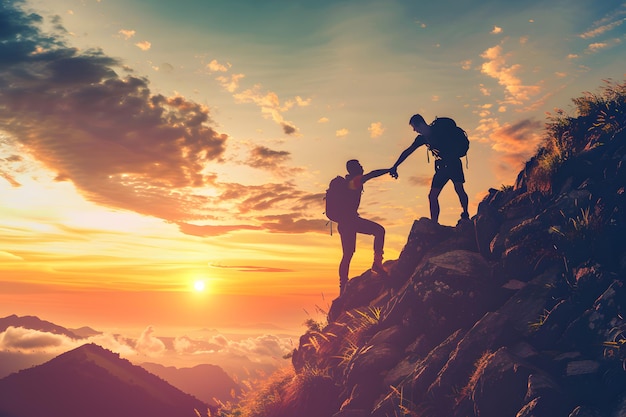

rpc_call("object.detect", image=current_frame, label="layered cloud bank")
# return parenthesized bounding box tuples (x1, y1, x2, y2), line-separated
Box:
(0, 1, 323, 237)
(0, 324, 293, 379)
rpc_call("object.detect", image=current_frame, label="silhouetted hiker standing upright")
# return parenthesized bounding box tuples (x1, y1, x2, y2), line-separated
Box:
(389, 114, 470, 224)
(325, 160, 389, 295)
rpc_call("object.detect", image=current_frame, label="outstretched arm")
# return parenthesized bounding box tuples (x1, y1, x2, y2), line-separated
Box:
(390, 140, 422, 178)
(362, 168, 390, 183)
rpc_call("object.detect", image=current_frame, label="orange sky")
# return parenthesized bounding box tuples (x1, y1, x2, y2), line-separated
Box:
(1, 0, 625, 336)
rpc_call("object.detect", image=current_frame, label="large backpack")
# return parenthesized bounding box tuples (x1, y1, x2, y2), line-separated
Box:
(428, 117, 469, 159)
(324, 176, 352, 222)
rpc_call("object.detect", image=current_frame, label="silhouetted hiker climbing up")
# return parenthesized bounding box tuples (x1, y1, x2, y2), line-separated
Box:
(325, 160, 389, 295)
(390, 114, 470, 224)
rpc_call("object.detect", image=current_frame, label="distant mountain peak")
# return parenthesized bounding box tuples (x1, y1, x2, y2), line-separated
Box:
(0, 343, 211, 417)
(0, 314, 81, 339)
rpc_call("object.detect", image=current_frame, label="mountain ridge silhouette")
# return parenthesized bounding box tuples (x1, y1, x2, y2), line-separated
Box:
(0, 314, 82, 339)
(0, 343, 211, 417)
(141, 361, 243, 406)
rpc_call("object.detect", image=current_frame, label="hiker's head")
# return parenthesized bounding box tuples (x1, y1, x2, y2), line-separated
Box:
(409, 114, 429, 134)
(346, 159, 363, 176)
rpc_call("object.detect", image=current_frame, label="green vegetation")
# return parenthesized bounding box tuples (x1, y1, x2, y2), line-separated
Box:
(215, 366, 296, 417)
(375, 384, 421, 417)
(531, 79, 626, 190)
(528, 308, 550, 331)
(346, 306, 383, 330)
(303, 301, 330, 332)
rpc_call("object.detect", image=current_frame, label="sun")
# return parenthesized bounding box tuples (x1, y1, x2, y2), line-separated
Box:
(193, 280, 206, 292)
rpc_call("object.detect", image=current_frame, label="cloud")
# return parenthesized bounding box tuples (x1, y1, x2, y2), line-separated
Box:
(408, 176, 432, 187)
(0, 326, 69, 350)
(0, 250, 24, 260)
(260, 213, 328, 234)
(216, 73, 246, 93)
(209, 59, 306, 135)
(0, 326, 123, 357)
(585, 39, 622, 54)
(491, 26, 503, 35)
(248, 145, 291, 168)
(217, 181, 308, 214)
(318, 117, 329, 123)
(1, 171, 21, 187)
(172, 332, 293, 362)
(282, 122, 297, 135)
(233, 86, 300, 135)
(172, 336, 193, 353)
(176, 332, 292, 359)
(336, 128, 349, 137)
(479, 84, 491, 96)
(237, 334, 290, 358)
(480, 44, 541, 104)
(118, 29, 136, 40)
(210, 264, 293, 273)
(158, 62, 175, 73)
(368, 122, 385, 138)
(0, 4, 230, 224)
(0, 322, 295, 385)
(206, 59, 230, 73)
(135, 326, 166, 356)
(477, 103, 493, 118)
(285, 96, 312, 108)
(490, 118, 543, 153)
(170, 180, 324, 234)
(135, 40, 151, 51)
(483, 118, 543, 178)
(578, 5, 626, 54)
(245, 145, 301, 177)
(0, 2, 324, 236)
(240, 144, 304, 177)
(579, 12, 626, 39)
(177, 222, 260, 237)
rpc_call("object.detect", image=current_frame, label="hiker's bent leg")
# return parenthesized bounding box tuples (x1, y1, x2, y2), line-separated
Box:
(428, 187, 442, 223)
(370, 221, 385, 255)
(454, 182, 469, 216)
(354, 217, 385, 253)
(354, 217, 386, 275)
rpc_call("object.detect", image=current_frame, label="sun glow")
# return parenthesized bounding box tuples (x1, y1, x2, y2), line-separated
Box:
(193, 280, 206, 292)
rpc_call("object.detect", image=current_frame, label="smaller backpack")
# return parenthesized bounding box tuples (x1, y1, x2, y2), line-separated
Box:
(428, 117, 469, 159)
(324, 176, 350, 222)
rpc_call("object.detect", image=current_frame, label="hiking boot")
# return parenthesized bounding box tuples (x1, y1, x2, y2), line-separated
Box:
(372, 258, 387, 276)
(371, 253, 387, 276)
(372, 261, 387, 276)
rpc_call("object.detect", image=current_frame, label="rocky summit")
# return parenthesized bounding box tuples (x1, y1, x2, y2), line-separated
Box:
(286, 91, 626, 417)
